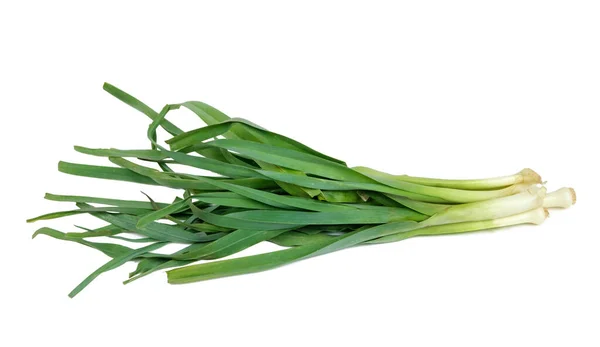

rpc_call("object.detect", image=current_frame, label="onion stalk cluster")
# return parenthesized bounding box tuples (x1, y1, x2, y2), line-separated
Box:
(28, 83, 576, 297)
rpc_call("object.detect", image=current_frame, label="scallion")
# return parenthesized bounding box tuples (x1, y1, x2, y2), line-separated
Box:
(28, 83, 576, 297)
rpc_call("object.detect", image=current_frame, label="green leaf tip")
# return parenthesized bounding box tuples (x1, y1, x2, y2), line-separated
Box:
(102, 82, 120, 95)
(27, 216, 38, 223)
(32, 228, 44, 239)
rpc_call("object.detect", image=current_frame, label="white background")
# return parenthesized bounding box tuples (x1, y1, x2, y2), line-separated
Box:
(1, 1, 598, 346)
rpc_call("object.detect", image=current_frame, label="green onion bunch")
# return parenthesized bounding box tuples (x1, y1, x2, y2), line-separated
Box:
(29, 83, 576, 298)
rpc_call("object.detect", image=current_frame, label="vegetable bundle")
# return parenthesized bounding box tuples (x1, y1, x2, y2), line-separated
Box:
(29, 83, 576, 298)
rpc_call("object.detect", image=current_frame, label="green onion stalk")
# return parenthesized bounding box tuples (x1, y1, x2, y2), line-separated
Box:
(27, 83, 576, 297)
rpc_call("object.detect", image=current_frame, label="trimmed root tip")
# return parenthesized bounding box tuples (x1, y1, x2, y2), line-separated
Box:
(527, 207, 549, 225)
(568, 188, 577, 205)
(520, 168, 542, 184)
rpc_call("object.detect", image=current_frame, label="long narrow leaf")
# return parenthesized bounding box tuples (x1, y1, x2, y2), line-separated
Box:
(166, 222, 419, 284)
(69, 241, 167, 298)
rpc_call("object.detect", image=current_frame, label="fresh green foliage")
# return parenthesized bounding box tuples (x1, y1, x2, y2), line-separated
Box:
(28, 83, 574, 297)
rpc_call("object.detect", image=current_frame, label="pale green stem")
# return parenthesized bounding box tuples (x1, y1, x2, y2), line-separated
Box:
(354, 166, 536, 203)
(369, 207, 548, 244)
(419, 186, 546, 227)
(381, 168, 541, 190)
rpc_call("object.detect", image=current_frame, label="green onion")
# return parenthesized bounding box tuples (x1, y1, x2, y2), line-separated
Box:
(28, 83, 576, 297)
